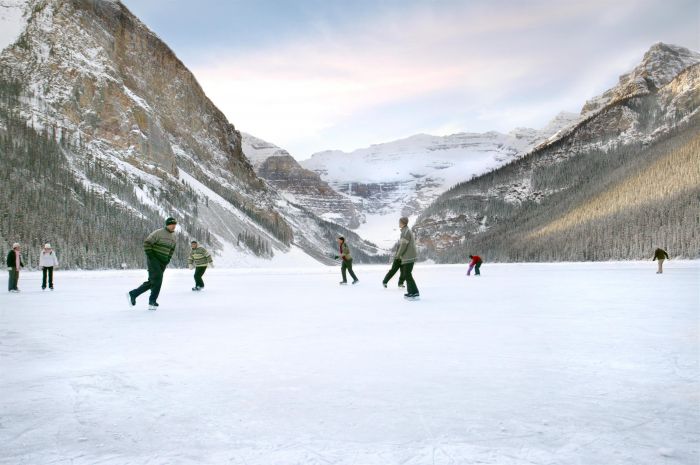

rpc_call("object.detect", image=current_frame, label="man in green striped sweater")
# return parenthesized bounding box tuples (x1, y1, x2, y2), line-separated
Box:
(189, 240, 213, 291)
(128, 217, 178, 310)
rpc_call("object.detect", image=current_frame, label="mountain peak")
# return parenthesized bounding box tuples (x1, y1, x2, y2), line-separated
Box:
(582, 42, 700, 115)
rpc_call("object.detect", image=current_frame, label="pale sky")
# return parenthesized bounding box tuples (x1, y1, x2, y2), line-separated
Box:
(122, 0, 698, 159)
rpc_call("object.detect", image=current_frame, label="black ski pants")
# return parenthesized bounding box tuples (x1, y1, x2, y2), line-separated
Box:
(400, 262, 419, 295)
(7, 268, 19, 291)
(341, 259, 358, 282)
(382, 258, 405, 286)
(194, 266, 207, 288)
(42, 267, 54, 288)
(131, 255, 167, 304)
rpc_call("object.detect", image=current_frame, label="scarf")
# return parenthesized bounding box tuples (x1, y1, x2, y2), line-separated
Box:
(15, 250, 20, 270)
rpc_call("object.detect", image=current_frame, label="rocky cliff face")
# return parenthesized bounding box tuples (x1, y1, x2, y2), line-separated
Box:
(0, 0, 382, 266)
(242, 133, 362, 229)
(414, 43, 700, 262)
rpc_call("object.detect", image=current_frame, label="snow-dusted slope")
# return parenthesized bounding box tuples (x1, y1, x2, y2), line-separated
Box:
(581, 42, 700, 115)
(300, 113, 579, 246)
(0, 0, 382, 266)
(0, 0, 28, 52)
(413, 43, 700, 262)
(242, 133, 363, 228)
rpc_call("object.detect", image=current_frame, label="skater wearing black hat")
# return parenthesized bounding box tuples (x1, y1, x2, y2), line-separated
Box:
(127, 217, 178, 310)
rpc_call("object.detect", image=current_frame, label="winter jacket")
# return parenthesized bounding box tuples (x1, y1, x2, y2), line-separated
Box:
(188, 246, 213, 268)
(6, 250, 24, 269)
(339, 243, 352, 261)
(653, 248, 669, 260)
(144, 228, 177, 265)
(39, 251, 59, 268)
(392, 240, 402, 259)
(396, 226, 417, 264)
(469, 255, 482, 266)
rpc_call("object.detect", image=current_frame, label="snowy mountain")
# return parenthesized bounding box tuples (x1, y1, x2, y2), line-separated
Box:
(0, 0, 382, 268)
(242, 133, 362, 229)
(298, 114, 579, 247)
(414, 42, 700, 262)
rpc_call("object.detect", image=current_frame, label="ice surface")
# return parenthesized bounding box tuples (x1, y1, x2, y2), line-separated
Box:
(1, 261, 698, 464)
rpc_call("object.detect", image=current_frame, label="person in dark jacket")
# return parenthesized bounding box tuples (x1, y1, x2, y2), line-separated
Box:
(188, 240, 213, 291)
(6, 242, 24, 292)
(128, 218, 178, 309)
(382, 239, 405, 288)
(396, 217, 419, 299)
(467, 255, 483, 276)
(335, 236, 359, 285)
(653, 248, 669, 274)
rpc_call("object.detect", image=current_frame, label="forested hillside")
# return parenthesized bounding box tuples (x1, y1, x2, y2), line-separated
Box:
(0, 78, 200, 268)
(415, 121, 699, 262)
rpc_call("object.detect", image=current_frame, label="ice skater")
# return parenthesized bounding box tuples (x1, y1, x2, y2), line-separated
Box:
(396, 217, 419, 299)
(188, 240, 213, 291)
(382, 239, 405, 288)
(653, 248, 669, 274)
(467, 254, 482, 276)
(6, 242, 24, 293)
(335, 236, 359, 285)
(39, 243, 58, 290)
(128, 217, 178, 310)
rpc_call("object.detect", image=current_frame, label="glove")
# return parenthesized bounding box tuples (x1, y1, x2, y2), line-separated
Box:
(333, 255, 339, 260)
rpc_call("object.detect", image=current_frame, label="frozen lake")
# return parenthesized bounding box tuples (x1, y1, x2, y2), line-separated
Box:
(1, 262, 698, 464)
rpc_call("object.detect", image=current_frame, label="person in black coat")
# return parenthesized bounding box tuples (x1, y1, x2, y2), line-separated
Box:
(6, 242, 24, 292)
(653, 248, 670, 274)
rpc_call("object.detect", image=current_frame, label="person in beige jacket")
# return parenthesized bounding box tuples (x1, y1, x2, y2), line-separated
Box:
(396, 217, 419, 299)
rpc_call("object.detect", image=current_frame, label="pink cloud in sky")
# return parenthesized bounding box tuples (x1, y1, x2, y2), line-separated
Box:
(188, 0, 692, 157)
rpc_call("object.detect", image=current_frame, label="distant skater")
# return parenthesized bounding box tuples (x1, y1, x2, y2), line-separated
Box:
(188, 240, 213, 291)
(382, 239, 405, 288)
(6, 242, 24, 293)
(128, 217, 178, 310)
(335, 236, 359, 285)
(467, 254, 483, 276)
(39, 243, 58, 290)
(653, 248, 669, 274)
(396, 217, 419, 299)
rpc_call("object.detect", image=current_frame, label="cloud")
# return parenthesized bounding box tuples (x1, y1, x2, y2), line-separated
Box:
(186, 0, 698, 157)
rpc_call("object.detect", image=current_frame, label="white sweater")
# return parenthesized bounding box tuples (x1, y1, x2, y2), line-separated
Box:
(39, 251, 59, 267)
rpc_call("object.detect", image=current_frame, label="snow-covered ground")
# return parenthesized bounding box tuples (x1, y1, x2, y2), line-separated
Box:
(0, 0, 28, 53)
(1, 262, 698, 465)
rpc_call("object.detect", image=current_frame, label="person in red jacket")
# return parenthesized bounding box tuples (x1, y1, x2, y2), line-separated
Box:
(467, 254, 482, 276)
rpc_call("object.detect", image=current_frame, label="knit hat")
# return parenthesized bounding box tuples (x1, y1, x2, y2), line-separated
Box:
(44, 243, 52, 249)
(165, 217, 177, 226)
(12, 242, 19, 248)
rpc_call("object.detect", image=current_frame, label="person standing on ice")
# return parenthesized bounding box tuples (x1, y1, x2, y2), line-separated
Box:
(6, 242, 24, 293)
(39, 243, 58, 290)
(188, 240, 213, 291)
(382, 239, 405, 288)
(128, 217, 178, 310)
(396, 217, 419, 299)
(467, 254, 483, 276)
(653, 248, 669, 274)
(335, 236, 359, 285)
